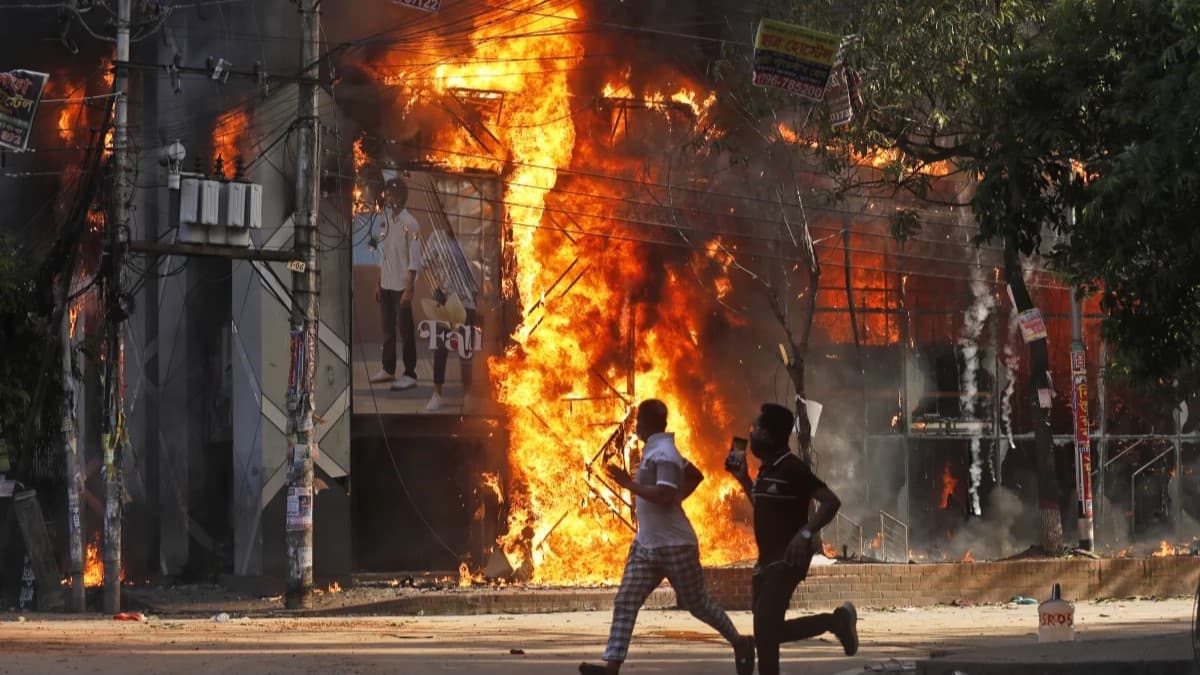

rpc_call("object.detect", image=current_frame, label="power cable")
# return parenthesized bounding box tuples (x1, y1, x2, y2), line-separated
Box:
(354, 134, 981, 231)
(319, 163, 1006, 268)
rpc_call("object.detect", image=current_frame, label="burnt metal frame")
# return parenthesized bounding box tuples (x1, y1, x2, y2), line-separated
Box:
(531, 407, 639, 554)
(879, 510, 909, 563)
(1129, 446, 1176, 541)
(523, 225, 641, 552)
(598, 96, 697, 145)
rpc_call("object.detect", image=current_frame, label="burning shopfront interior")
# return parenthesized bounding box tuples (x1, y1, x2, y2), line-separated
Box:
(1, 1, 1197, 604)
(335, 0, 1200, 583)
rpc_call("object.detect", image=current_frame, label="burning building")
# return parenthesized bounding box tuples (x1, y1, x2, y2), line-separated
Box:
(333, 0, 1199, 577)
(1, 0, 1196, 604)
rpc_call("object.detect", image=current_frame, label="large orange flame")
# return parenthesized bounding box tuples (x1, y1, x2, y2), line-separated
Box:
(1151, 540, 1176, 557)
(83, 539, 103, 587)
(940, 462, 958, 509)
(352, 135, 370, 215)
(68, 535, 122, 588)
(775, 122, 950, 176)
(212, 107, 250, 178)
(58, 101, 79, 144)
(372, 2, 759, 583)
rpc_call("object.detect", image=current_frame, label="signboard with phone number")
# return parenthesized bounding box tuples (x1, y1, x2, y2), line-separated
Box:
(752, 19, 840, 101)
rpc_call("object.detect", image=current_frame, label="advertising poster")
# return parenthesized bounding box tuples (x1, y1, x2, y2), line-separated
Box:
(0, 69, 49, 152)
(752, 19, 840, 101)
(351, 171, 504, 416)
(1017, 308, 1048, 343)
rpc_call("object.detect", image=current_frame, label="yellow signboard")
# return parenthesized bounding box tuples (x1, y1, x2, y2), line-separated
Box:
(752, 19, 840, 100)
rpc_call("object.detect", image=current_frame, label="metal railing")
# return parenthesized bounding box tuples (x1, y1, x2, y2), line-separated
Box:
(830, 512, 863, 559)
(879, 510, 909, 563)
(1130, 447, 1174, 539)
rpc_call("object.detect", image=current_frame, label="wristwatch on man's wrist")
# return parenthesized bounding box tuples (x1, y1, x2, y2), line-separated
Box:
(798, 527, 813, 540)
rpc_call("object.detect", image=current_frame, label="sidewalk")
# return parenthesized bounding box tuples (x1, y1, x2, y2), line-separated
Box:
(1, 597, 1192, 674)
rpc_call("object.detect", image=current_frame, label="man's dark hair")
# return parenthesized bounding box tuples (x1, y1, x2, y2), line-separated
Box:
(637, 399, 668, 433)
(759, 403, 794, 447)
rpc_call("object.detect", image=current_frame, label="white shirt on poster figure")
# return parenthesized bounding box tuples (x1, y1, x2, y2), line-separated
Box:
(358, 206, 423, 291)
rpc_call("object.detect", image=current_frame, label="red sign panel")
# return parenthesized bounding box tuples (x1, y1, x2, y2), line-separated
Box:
(1073, 377, 1093, 515)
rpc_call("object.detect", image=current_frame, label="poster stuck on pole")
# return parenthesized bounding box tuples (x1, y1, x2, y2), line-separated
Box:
(752, 19, 840, 101)
(286, 486, 313, 531)
(1017, 308, 1048, 343)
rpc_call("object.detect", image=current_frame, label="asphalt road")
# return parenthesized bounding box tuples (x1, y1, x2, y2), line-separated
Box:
(0, 598, 1192, 674)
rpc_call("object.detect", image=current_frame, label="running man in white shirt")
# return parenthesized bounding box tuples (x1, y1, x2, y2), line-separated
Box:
(580, 399, 755, 675)
(359, 178, 423, 391)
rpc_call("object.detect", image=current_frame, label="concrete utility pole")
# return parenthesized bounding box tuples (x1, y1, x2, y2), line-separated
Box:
(61, 298, 84, 611)
(285, 0, 321, 610)
(103, 0, 132, 613)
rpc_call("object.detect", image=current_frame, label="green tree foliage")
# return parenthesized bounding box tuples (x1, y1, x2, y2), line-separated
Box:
(739, 0, 1198, 398)
(978, 0, 1200, 398)
(0, 238, 61, 484)
(747, 1, 1047, 197)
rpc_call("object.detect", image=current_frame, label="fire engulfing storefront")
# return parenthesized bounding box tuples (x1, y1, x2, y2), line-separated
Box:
(335, 0, 1198, 582)
(2, 1, 1195, 599)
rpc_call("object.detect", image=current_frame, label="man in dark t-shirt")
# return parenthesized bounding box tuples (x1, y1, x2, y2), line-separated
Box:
(727, 403, 859, 675)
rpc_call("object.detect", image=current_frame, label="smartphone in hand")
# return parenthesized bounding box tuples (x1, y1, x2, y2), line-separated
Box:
(724, 436, 748, 472)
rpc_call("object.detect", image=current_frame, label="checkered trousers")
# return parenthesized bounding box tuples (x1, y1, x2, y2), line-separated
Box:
(602, 541, 741, 662)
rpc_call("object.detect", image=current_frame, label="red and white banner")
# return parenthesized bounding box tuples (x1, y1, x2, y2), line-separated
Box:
(1071, 346, 1093, 518)
(1017, 308, 1048, 343)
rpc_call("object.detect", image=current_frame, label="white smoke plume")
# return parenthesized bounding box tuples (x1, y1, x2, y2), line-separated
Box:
(960, 251, 994, 517)
(998, 303, 1019, 477)
(945, 486, 1039, 561)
